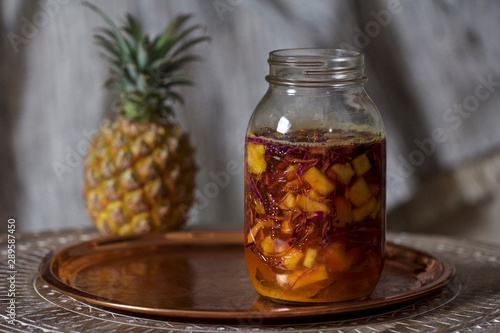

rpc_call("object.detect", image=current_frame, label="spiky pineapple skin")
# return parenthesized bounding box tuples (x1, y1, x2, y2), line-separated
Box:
(84, 117, 196, 236)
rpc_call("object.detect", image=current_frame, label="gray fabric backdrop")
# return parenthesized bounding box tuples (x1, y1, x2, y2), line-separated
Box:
(1, 0, 499, 244)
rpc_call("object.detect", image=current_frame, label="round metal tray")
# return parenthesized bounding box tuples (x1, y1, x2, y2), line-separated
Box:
(39, 230, 455, 320)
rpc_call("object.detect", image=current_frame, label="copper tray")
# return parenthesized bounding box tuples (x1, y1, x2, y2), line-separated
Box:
(39, 230, 455, 320)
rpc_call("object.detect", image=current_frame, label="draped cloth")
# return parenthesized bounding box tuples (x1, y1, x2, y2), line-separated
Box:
(1, 0, 499, 244)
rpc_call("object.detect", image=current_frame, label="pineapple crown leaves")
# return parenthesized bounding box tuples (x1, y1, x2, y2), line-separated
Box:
(84, 2, 209, 122)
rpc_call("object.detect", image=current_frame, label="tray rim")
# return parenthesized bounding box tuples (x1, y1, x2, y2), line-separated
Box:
(39, 230, 456, 320)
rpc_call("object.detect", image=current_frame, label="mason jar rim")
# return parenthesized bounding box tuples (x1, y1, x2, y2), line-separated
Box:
(269, 48, 361, 58)
(269, 48, 363, 66)
(266, 48, 366, 87)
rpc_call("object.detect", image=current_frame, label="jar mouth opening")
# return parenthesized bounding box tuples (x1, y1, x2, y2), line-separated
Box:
(270, 48, 361, 60)
(267, 48, 366, 87)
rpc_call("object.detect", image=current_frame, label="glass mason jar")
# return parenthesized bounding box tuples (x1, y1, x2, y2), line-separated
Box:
(244, 49, 386, 303)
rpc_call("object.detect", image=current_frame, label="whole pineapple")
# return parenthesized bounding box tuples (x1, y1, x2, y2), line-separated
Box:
(83, 3, 208, 236)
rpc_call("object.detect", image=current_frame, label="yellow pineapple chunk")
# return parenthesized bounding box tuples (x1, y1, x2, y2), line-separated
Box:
(306, 223, 315, 235)
(246, 219, 264, 244)
(334, 196, 352, 226)
(296, 193, 331, 214)
(284, 179, 301, 192)
(352, 196, 377, 222)
(285, 164, 300, 181)
(352, 153, 371, 176)
(302, 167, 335, 195)
(254, 200, 265, 214)
(247, 142, 267, 175)
(329, 163, 355, 185)
(282, 248, 304, 270)
(350, 176, 371, 207)
(282, 219, 292, 234)
(307, 189, 324, 201)
(291, 265, 329, 290)
(278, 193, 297, 210)
(303, 248, 318, 268)
(260, 235, 275, 254)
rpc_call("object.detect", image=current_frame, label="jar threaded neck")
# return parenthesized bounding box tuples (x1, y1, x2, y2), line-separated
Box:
(266, 48, 366, 87)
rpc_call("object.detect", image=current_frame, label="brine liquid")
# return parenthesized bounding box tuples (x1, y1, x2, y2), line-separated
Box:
(244, 127, 386, 303)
